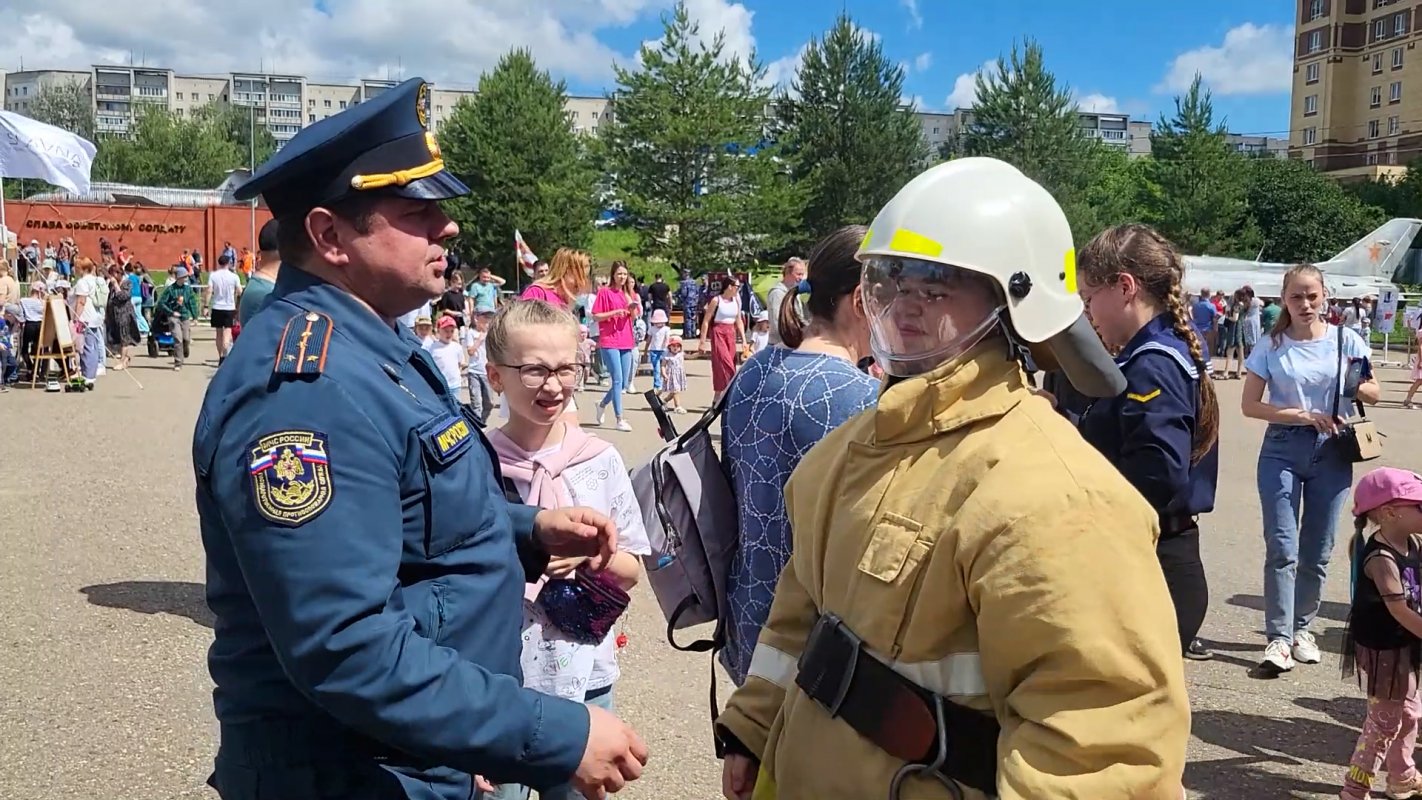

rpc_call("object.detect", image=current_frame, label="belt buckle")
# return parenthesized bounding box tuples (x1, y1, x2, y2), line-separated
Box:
(798, 613, 863, 719)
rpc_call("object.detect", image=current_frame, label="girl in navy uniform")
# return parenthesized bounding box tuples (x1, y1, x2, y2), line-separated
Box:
(1074, 224, 1221, 661)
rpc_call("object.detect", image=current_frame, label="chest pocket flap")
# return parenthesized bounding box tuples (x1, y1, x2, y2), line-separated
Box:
(858, 511, 930, 584)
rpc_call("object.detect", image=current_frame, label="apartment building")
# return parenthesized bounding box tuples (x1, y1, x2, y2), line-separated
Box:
(4, 69, 89, 117)
(1290, 0, 1419, 180)
(1077, 111, 1154, 157)
(916, 111, 958, 157)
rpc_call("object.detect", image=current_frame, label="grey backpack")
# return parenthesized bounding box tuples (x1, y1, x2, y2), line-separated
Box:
(630, 389, 738, 738)
(630, 390, 737, 649)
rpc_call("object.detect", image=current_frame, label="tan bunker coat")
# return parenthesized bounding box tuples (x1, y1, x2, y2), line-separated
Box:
(717, 346, 1190, 800)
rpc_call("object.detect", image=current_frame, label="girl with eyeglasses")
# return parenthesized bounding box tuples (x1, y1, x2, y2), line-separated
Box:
(483, 299, 651, 800)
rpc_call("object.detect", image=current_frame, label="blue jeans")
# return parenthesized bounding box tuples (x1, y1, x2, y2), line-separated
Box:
(490, 686, 615, 800)
(80, 325, 102, 380)
(648, 350, 664, 391)
(599, 347, 633, 417)
(1257, 423, 1354, 642)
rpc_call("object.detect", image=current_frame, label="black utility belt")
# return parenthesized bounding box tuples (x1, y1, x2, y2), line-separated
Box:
(794, 612, 1000, 796)
(1159, 514, 1199, 538)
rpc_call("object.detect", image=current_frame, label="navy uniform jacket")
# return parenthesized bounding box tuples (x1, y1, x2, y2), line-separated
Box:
(192, 267, 589, 799)
(1078, 314, 1219, 521)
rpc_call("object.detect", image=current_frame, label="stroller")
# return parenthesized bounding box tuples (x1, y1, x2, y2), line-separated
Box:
(145, 308, 189, 360)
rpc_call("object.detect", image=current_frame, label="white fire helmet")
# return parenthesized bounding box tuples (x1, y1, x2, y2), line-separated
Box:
(856, 157, 1126, 397)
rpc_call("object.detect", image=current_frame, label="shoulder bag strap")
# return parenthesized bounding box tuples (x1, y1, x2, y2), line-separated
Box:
(1332, 324, 1345, 422)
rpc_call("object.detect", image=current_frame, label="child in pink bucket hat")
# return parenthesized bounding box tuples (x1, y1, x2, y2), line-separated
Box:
(1339, 468, 1422, 800)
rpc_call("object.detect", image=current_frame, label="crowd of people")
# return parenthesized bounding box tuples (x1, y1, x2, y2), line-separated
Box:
(13, 77, 1422, 800)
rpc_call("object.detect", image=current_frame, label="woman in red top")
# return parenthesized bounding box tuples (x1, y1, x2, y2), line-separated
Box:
(592, 260, 641, 432)
(520, 247, 590, 310)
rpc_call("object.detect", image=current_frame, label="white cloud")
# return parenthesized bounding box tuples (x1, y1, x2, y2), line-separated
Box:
(901, 0, 923, 30)
(0, 0, 663, 91)
(945, 59, 997, 110)
(913, 52, 932, 72)
(1155, 22, 1293, 96)
(681, 0, 757, 65)
(763, 43, 808, 90)
(1075, 92, 1120, 113)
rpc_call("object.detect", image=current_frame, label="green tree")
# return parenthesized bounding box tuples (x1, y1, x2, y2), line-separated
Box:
(774, 13, 926, 239)
(1246, 158, 1386, 262)
(195, 103, 279, 169)
(438, 49, 596, 276)
(98, 105, 245, 188)
(25, 82, 97, 142)
(960, 41, 1086, 198)
(1075, 144, 1146, 237)
(1139, 75, 1258, 256)
(602, 1, 804, 273)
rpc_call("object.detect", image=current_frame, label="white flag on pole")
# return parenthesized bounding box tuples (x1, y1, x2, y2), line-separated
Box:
(514, 229, 540, 278)
(0, 110, 97, 195)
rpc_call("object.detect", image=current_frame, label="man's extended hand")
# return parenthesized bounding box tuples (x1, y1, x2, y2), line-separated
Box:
(533, 507, 618, 571)
(572, 704, 649, 799)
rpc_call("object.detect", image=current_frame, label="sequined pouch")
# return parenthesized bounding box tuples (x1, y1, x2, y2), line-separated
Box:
(536, 567, 631, 645)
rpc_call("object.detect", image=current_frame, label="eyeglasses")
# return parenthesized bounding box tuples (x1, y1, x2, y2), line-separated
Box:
(497, 363, 584, 388)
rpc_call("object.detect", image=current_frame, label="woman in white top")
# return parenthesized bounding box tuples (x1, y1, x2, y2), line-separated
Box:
(1242, 264, 1380, 675)
(71, 258, 106, 386)
(698, 276, 748, 404)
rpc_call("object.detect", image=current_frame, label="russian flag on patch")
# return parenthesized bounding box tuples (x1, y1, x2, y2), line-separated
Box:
(248, 451, 274, 475)
(295, 444, 329, 465)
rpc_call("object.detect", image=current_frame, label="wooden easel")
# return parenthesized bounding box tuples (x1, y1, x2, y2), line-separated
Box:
(30, 296, 77, 388)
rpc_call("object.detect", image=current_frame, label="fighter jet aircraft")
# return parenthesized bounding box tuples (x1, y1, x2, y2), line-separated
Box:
(1181, 218, 1421, 300)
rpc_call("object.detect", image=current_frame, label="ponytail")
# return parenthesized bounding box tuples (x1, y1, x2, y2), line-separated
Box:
(779, 282, 808, 348)
(1164, 290, 1221, 464)
(783, 225, 868, 350)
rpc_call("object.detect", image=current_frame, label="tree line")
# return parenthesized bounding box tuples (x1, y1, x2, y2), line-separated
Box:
(15, 1, 1422, 278)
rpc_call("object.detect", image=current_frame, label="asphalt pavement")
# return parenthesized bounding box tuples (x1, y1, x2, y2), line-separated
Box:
(2, 328, 1419, 799)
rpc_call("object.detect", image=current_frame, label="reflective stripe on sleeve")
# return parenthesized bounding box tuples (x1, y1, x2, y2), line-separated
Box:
(746, 643, 798, 689)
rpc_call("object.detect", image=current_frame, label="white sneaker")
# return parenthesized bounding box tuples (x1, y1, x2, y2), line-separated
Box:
(626, 382, 637, 394)
(595, 404, 606, 426)
(1292, 630, 1322, 665)
(616, 420, 632, 432)
(1259, 638, 1296, 673)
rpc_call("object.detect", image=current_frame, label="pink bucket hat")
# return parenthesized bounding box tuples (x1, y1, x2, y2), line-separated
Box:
(650, 309, 668, 325)
(1353, 468, 1422, 517)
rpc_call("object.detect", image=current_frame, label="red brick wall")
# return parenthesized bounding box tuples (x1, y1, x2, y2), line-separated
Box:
(5, 201, 273, 269)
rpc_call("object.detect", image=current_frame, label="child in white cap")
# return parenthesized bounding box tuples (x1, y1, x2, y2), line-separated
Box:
(749, 310, 771, 355)
(644, 308, 671, 393)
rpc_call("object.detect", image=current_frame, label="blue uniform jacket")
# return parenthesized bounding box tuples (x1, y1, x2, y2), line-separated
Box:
(1078, 314, 1219, 520)
(192, 267, 589, 799)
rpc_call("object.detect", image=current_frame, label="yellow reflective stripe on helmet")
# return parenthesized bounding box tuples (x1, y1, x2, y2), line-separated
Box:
(887, 228, 944, 258)
(859, 226, 874, 251)
(1063, 248, 1078, 294)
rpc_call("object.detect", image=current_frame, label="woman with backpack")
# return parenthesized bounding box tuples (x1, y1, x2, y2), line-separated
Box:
(719, 225, 880, 687)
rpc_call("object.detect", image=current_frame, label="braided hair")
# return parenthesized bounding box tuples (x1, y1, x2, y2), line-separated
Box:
(1078, 224, 1220, 464)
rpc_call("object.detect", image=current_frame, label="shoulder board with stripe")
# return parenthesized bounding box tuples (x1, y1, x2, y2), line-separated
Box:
(274, 312, 334, 376)
(1120, 341, 1198, 381)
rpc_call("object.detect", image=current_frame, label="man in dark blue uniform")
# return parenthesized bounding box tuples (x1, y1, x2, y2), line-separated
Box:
(192, 77, 648, 800)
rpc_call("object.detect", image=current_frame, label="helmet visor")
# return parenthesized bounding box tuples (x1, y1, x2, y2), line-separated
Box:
(860, 256, 1003, 377)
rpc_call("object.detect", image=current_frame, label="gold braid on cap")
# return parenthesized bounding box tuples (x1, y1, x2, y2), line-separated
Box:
(349, 133, 444, 191)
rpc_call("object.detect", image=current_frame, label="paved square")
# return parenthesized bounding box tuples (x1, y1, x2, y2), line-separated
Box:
(3, 330, 1418, 798)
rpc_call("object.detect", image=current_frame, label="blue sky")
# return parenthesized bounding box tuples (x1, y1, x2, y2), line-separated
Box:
(2, 0, 1296, 138)
(573, 0, 1298, 137)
